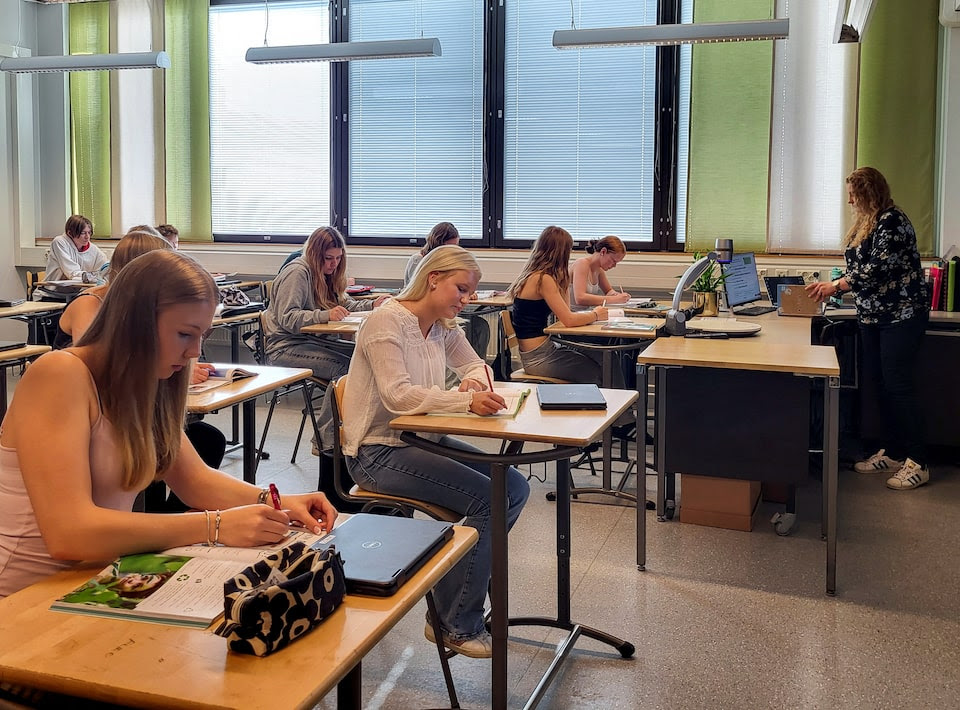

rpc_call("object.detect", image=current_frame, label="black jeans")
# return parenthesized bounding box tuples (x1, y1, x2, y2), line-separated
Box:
(859, 313, 928, 465)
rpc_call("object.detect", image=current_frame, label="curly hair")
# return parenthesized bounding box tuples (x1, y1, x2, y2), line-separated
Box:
(845, 167, 895, 249)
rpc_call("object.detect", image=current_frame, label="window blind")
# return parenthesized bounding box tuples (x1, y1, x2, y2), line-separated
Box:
(503, 0, 657, 245)
(347, 0, 484, 243)
(209, 1, 330, 237)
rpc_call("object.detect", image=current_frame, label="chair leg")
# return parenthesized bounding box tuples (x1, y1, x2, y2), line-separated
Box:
(256, 391, 282, 467)
(425, 591, 461, 709)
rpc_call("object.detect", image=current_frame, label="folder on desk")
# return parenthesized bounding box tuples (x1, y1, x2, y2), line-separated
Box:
(536, 384, 607, 411)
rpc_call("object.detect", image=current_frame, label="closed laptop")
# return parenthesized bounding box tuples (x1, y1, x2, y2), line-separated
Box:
(536, 384, 607, 410)
(0, 340, 26, 353)
(777, 285, 823, 317)
(310, 513, 454, 597)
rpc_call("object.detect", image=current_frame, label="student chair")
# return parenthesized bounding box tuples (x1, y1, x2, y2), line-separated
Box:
(329, 375, 461, 523)
(499, 309, 570, 385)
(25, 270, 45, 300)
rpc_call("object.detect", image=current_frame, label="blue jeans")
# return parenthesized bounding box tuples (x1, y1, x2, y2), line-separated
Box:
(347, 438, 530, 639)
(267, 340, 353, 381)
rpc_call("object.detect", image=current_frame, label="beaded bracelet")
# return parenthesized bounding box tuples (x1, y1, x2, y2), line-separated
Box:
(214, 509, 222, 546)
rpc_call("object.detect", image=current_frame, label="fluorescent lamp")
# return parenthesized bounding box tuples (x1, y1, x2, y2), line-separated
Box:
(553, 19, 790, 49)
(0, 51, 170, 74)
(245, 38, 441, 65)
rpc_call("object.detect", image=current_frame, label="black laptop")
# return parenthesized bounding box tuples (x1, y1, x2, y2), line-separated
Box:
(310, 513, 454, 597)
(762, 275, 805, 307)
(536, 384, 607, 411)
(0, 298, 25, 308)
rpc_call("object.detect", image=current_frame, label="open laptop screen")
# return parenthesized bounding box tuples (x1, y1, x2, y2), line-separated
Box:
(722, 252, 764, 308)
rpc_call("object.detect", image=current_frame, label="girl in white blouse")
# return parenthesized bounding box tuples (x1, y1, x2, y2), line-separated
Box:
(341, 245, 530, 659)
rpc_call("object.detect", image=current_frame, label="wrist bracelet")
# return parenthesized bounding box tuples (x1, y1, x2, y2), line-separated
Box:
(204, 510, 213, 546)
(257, 488, 270, 506)
(214, 510, 222, 546)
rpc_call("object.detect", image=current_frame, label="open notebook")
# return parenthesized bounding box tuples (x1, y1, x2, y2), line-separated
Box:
(429, 387, 530, 418)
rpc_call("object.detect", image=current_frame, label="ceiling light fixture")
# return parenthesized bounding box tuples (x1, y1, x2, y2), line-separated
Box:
(0, 50, 170, 74)
(552, 19, 790, 49)
(245, 38, 441, 65)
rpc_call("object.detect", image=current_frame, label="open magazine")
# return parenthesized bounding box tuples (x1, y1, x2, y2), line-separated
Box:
(50, 530, 323, 628)
(188, 366, 256, 394)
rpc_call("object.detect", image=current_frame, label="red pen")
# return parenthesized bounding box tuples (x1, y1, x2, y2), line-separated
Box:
(485, 365, 494, 393)
(268, 483, 282, 511)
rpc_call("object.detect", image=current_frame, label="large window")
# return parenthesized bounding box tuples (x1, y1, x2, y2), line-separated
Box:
(347, 0, 484, 244)
(209, 1, 330, 238)
(503, 1, 658, 245)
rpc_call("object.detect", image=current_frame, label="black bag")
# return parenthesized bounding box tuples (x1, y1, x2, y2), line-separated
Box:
(214, 541, 346, 656)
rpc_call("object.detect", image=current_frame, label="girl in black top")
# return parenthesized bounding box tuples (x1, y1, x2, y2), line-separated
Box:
(807, 167, 930, 490)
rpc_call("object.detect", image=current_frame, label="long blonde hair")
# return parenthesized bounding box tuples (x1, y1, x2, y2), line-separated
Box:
(107, 231, 173, 282)
(303, 226, 347, 309)
(845, 167, 895, 249)
(397, 245, 481, 330)
(76, 251, 218, 491)
(508, 226, 573, 297)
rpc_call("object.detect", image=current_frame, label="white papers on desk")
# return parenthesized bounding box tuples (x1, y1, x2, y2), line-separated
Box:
(624, 297, 654, 307)
(341, 312, 372, 323)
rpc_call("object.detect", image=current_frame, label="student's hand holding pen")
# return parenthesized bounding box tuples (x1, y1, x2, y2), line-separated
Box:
(328, 305, 350, 321)
(469, 391, 507, 415)
(262, 490, 339, 536)
(191, 362, 216, 385)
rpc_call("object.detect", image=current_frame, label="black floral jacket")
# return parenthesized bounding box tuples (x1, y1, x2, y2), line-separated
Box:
(843, 207, 929, 325)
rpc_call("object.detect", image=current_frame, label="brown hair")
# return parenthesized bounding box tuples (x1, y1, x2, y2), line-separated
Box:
(585, 235, 626, 256)
(76, 251, 218, 490)
(303, 226, 347, 309)
(508, 226, 573, 297)
(420, 222, 460, 256)
(156, 224, 179, 241)
(107, 232, 173, 281)
(64, 214, 93, 240)
(845, 167, 895, 249)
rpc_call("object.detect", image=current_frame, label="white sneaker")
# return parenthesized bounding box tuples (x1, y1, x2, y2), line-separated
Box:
(424, 621, 493, 659)
(853, 448, 903, 474)
(885, 458, 930, 490)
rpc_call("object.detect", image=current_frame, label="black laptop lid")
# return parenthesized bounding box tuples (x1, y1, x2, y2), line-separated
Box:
(311, 514, 454, 597)
(536, 384, 607, 410)
(0, 340, 26, 353)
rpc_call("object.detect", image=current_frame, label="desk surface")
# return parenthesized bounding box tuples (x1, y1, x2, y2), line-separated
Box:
(469, 294, 512, 307)
(544, 317, 663, 339)
(187, 364, 311, 414)
(301, 316, 368, 335)
(637, 335, 839, 376)
(211, 311, 262, 328)
(0, 526, 477, 710)
(0, 344, 50, 363)
(390, 381, 638, 447)
(0, 301, 65, 319)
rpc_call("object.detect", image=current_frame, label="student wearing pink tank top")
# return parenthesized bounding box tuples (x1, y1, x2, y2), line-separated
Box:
(0, 250, 337, 599)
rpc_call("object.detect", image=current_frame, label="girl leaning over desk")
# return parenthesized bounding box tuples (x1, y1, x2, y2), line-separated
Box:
(262, 226, 389, 381)
(569, 234, 632, 307)
(341, 245, 530, 659)
(806, 166, 930, 490)
(0, 250, 337, 600)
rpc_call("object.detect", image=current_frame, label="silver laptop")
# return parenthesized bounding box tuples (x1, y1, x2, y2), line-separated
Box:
(311, 513, 454, 597)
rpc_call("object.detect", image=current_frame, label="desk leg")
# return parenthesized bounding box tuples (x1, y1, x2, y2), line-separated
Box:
(601, 350, 613, 490)
(824, 375, 839, 595)
(655, 366, 669, 519)
(337, 661, 361, 710)
(491, 457, 509, 710)
(242, 398, 257, 484)
(637, 365, 648, 571)
(230, 327, 241, 445)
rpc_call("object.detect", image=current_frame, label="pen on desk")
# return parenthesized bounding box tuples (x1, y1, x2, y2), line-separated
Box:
(268, 483, 282, 510)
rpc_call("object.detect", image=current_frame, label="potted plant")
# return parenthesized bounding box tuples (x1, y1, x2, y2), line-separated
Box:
(688, 252, 726, 317)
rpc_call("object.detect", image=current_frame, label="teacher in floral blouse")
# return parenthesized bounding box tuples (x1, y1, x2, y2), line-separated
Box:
(807, 167, 930, 490)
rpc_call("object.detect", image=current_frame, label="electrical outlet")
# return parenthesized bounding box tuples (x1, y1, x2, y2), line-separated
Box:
(757, 268, 768, 279)
(775, 269, 789, 277)
(799, 270, 816, 282)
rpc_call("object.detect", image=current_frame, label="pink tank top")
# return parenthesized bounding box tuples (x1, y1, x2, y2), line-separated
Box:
(0, 351, 137, 598)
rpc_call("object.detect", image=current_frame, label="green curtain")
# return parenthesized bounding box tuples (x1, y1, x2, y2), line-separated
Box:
(68, 2, 111, 238)
(165, 0, 212, 242)
(685, 0, 774, 254)
(857, 0, 939, 256)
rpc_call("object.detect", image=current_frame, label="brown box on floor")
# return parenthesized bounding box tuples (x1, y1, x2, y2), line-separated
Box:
(679, 474, 762, 532)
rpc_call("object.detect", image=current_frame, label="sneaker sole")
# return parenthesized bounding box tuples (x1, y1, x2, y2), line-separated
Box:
(424, 624, 492, 659)
(853, 461, 902, 474)
(886, 475, 929, 490)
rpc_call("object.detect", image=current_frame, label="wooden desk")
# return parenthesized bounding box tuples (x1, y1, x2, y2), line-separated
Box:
(0, 345, 50, 419)
(391, 384, 639, 709)
(0, 301, 65, 345)
(301, 315, 367, 337)
(0, 527, 478, 710)
(188, 364, 311, 484)
(544, 318, 662, 498)
(636, 335, 841, 595)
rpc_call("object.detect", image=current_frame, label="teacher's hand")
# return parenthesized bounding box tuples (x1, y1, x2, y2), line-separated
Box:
(805, 281, 836, 303)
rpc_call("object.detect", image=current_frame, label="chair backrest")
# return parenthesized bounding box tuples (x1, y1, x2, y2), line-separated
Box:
(25, 270, 45, 300)
(500, 309, 520, 363)
(261, 279, 274, 306)
(244, 312, 267, 365)
(329, 375, 354, 501)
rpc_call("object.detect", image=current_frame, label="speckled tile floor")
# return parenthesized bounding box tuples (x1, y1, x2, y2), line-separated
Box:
(5, 363, 959, 709)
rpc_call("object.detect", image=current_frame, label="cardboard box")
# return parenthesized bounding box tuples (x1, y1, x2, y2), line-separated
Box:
(679, 474, 762, 532)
